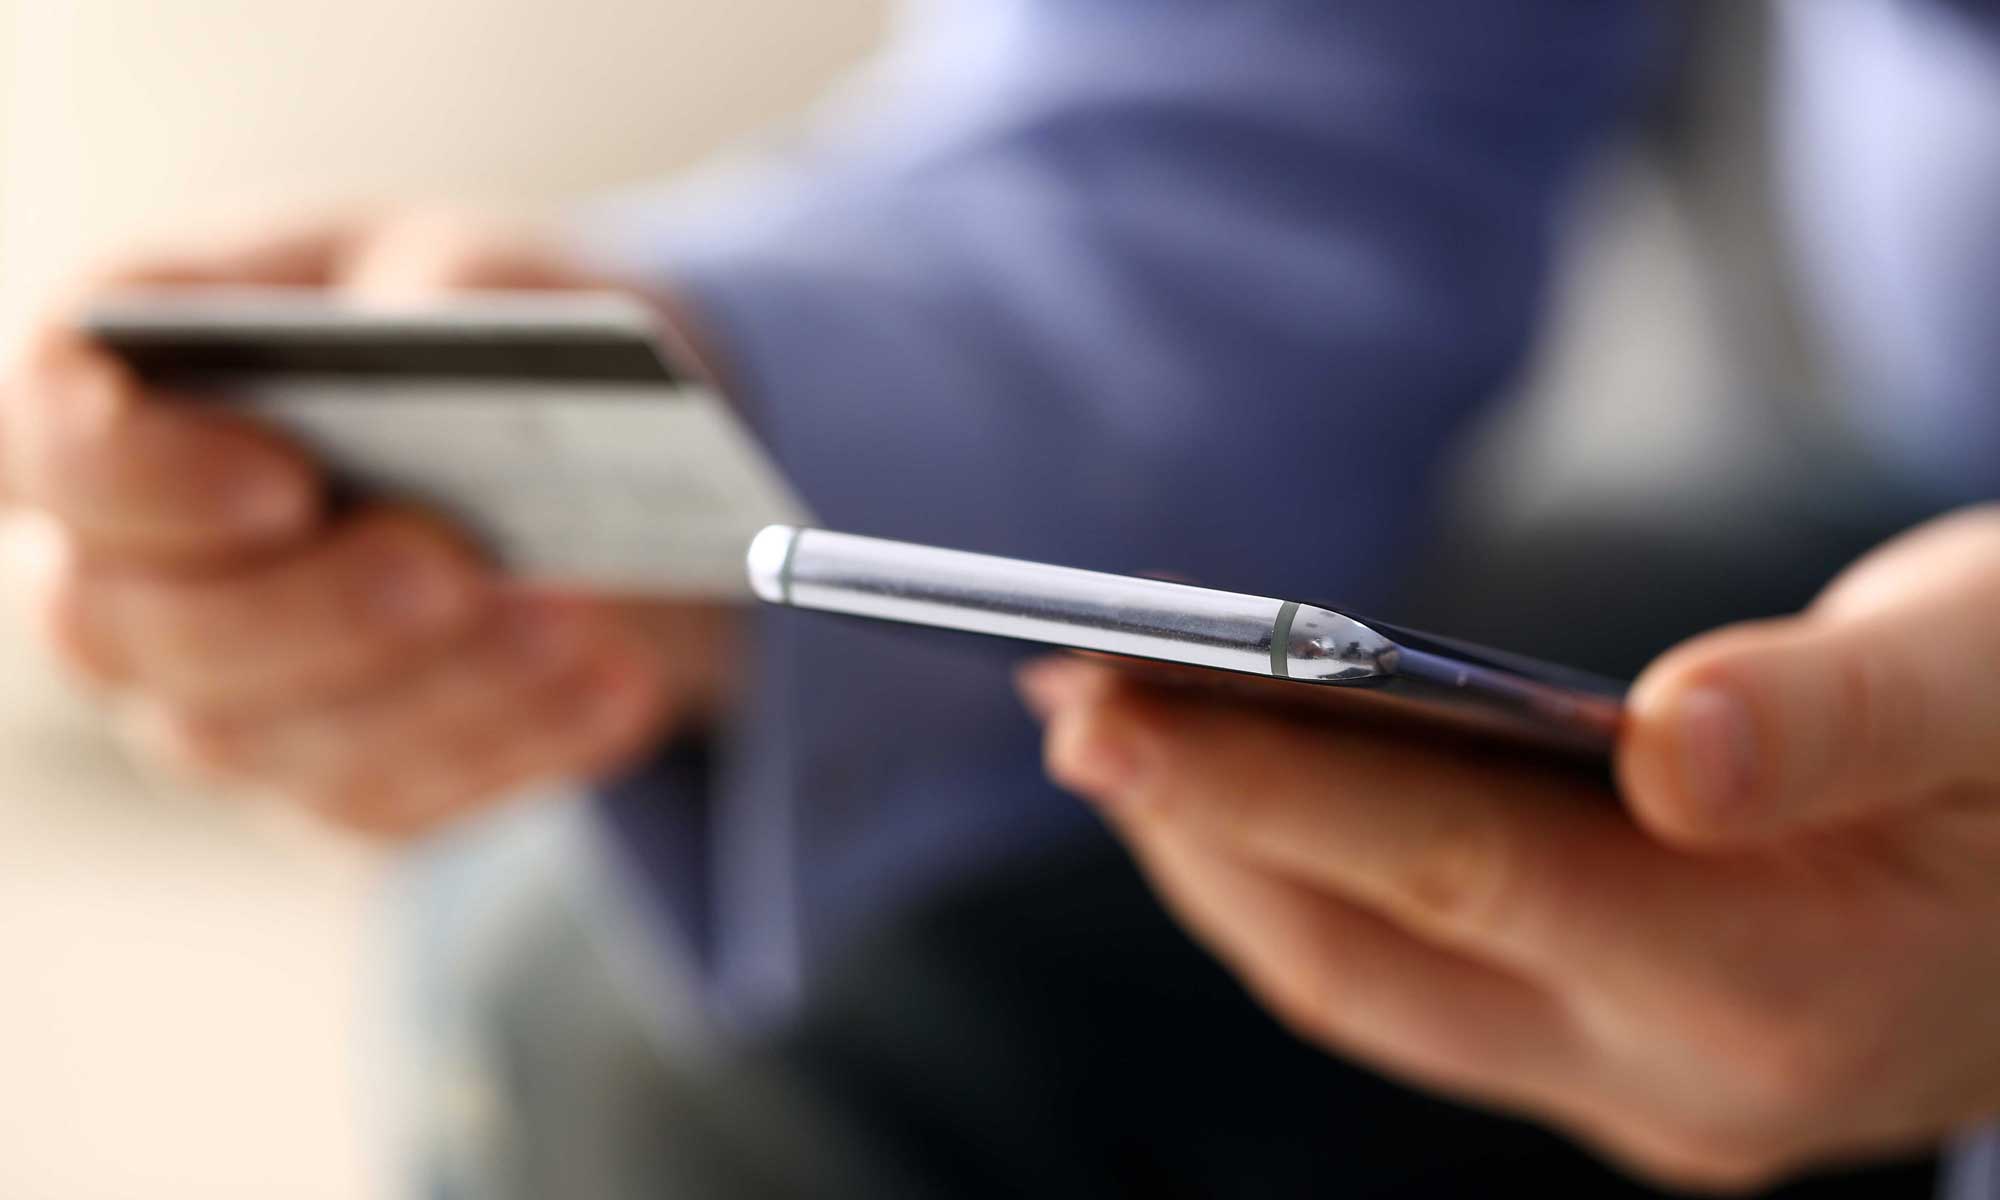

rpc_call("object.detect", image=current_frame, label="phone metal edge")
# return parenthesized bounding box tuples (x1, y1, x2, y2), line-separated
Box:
(747, 526, 1395, 684)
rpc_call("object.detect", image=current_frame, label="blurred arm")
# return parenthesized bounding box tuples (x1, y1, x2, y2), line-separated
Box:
(585, 0, 1667, 593)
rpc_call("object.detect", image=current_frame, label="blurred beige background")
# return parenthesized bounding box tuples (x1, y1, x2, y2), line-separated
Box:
(0, 3, 885, 1198)
(0, 4, 1725, 1199)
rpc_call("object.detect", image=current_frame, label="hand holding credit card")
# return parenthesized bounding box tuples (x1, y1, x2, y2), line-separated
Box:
(82, 289, 810, 595)
(0, 216, 790, 839)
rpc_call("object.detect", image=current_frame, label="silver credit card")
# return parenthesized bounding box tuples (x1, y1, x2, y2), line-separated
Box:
(84, 289, 812, 596)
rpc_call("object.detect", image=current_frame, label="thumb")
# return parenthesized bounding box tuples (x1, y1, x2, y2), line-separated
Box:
(1619, 507, 2000, 847)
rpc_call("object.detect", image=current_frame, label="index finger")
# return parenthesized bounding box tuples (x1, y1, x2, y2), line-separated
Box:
(0, 221, 386, 551)
(65, 219, 375, 300)
(1020, 658, 1672, 986)
(2, 326, 319, 561)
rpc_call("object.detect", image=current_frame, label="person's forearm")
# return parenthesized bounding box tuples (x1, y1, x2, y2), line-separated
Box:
(586, 0, 1667, 597)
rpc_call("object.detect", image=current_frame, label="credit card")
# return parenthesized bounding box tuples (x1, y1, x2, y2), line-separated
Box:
(83, 289, 812, 595)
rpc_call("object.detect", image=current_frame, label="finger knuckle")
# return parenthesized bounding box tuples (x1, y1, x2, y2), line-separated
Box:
(34, 565, 125, 683)
(582, 664, 670, 765)
(158, 710, 257, 776)
(1703, 994, 1857, 1117)
(24, 343, 127, 432)
(354, 212, 540, 291)
(1747, 1027, 1847, 1115)
(16, 321, 95, 386)
(1043, 685, 1151, 799)
(1264, 991, 1341, 1054)
(109, 579, 241, 687)
(1826, 645, 1925, 782)
(1391, 805, 1534, 943)
(1041, 704, 1104, 793)
(341, 512, 478, 588)
(1629, 1132, 1793, 1197)
(343, 508, 468, 559)
(393, 785, 489, 837)
(1255, 959, 1354, 1053)
(300, 777, 407, 833)
(325, 514, 483, 638)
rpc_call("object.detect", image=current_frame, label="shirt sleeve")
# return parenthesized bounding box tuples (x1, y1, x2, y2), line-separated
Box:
(578, 0, 1667, 596)
(1947, 1126, 2000, 1200)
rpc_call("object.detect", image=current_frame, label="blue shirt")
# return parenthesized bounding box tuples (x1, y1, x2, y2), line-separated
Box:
(581, 0, 2000, 1189)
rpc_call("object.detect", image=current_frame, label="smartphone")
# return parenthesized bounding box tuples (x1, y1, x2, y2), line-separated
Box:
(748, 526, 1628, 758)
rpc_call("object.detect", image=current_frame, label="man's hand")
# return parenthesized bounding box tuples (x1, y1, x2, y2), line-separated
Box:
(1, 214, 735, 838)
(1018, 505, 2000, 1192)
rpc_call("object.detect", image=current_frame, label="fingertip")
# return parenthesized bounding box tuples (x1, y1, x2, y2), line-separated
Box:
(207, 423, 322, 542)
(125, 701, 250, 781)
(587, 650, 671, 746)
(144, 405, 324, 549)
(1044, 707, 1135, 802)
(1620, 681, 1758, 849)
(16, 321, 108, 377)
(8, 314, 140, 504)
(342, 508, 491, 639)
(15, 399, 322, 562)
(1039, 671, 1162, 807)
(487, 590, 596, 680)
(554, 631, 676, 782)
(1013, 655, 1106, 722)
(1620, 624, 1788, 848)
(24, 535, 131, 687)
(12, 328, 133, 436)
